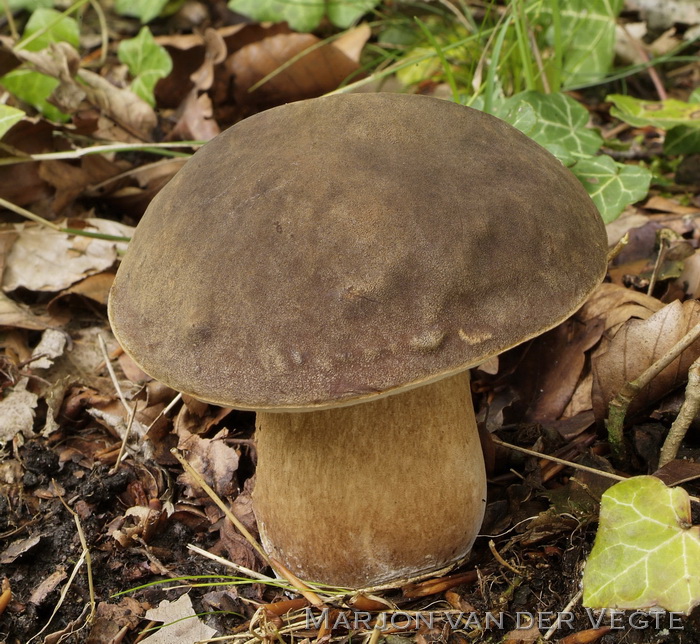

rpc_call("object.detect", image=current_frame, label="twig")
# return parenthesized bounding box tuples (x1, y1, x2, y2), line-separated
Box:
(647, 230, 672, 296)
(98, 333, 131, 413)
(606, 322, 700, 459)
(543, 588, 582, 640)
(607, 232, 629, 263)
(490, 437, 626, 482)
(488, 539, 524, 575)
(659, 356, 700, 467)
(110, 404, 136, 475)
(493, 436, 700, 503)
(186, 544, 278, 583)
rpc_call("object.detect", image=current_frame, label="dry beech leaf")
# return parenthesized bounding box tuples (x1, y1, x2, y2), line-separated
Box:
(228, 26, 369, 107)
(525, 317, 605, 423)
(2, 225, 120, 292)
(577, 282, 663, 333)
(591, 299, 700, 420)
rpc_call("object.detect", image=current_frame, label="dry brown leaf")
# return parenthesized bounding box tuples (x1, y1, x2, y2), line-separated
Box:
(28, 566, 67, 605)
(578, 283, 663, 332)
(228, 26, 368, 108)
(177, 428, 239, 498)
(2, 225, 120, 292)
(591, 299, 700, 420)
(169, 90, 220, 141)
(142, 593, 217, 643)
(15, 42, 156, 139)
(38, 156, 126, 213)
(644, 195, 700, 215)
(525, 317, 605, 423)
(0, 378, 38, 442)
(0, 120, 55, 207)
(219, 521, 260, 571)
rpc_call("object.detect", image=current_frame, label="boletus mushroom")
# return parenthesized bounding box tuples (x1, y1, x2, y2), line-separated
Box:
(108, 93, 608, 588)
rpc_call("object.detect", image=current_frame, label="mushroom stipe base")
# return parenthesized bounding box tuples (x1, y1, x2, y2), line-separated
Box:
(253, 370, 487, 588)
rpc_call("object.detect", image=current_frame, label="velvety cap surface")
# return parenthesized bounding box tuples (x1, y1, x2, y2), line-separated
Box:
(108, 93, 608, 410)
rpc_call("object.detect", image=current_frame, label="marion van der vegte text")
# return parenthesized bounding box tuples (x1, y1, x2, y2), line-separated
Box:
(304, 607, 685, 632)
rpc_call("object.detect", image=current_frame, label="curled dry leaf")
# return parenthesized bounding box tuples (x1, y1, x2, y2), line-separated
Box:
(592, 299, 700, 420)
(228, 25, 370, 108)
(177, 428, 240, 498)
(15, 42, 156, 138)
(577, 282, 663, 333)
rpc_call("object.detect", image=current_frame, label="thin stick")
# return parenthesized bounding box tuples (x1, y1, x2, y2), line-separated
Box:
(109, 404, 136, 475)
(659, 356, 700, 467)
(186, 544, 277, 583)
(606, 322, 700, 458)
(488, 539, 523, 575)
(543, 588, 582, 640)
(98, 333, 131, 413)
(490, 437, 626, 482)
(493, 436, 700, 503)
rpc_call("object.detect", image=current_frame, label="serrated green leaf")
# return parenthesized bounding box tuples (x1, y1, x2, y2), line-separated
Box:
(20, 7, 80, 52)
(228, 0, 376, 31)
(572, 155, 650, 223)
(0, 105, 25, 139)
(665, 126, 700, 155)
(583, 476, 700, 614)
(118, 27, 172, 108)
(0, 69, 68, 122)
(114, 0, 169, 23)
(608, 94, 700, 130)
(502, 91, 603, 161)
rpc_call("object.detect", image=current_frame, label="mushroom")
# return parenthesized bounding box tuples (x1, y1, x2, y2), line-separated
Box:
(108, 93, 608, 588)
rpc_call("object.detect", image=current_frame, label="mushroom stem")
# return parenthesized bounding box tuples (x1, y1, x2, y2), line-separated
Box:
(253, 370, 487, 588)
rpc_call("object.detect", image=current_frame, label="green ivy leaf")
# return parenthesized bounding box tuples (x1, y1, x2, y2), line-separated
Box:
(583, 476, 700, 614)
(502, 91, 603, 160)
(0, 105, 25, 139)
(608, 94, 700, 130)
(20, 7, 80, 52)
(327, 0, 377, 28)
(114, 0, 170, 23)
(228, 0, 378, 32)
(553, 0, 624, 87)
(7, 0, 51, 10)
(118, 27, 172, 108)
(665, 126, 700, 155)
(572, 155, 650, 223)
(0, 69, 68, 122)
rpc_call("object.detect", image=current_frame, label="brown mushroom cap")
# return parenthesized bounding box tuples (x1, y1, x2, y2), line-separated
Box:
(108, 93, 607, 410)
